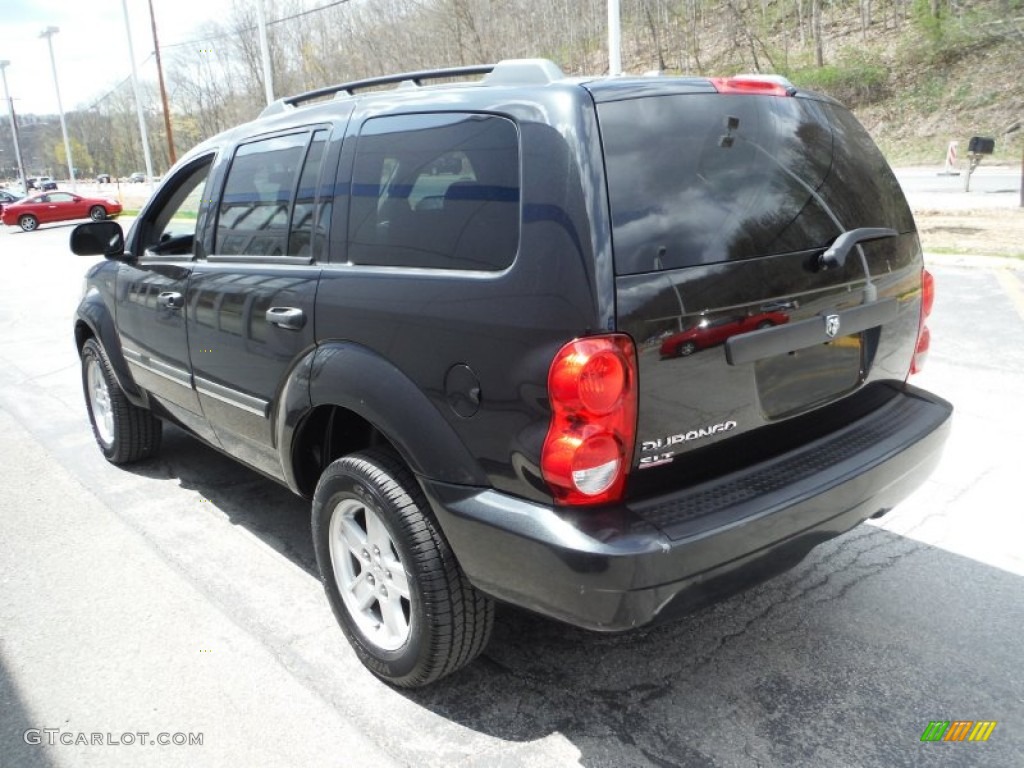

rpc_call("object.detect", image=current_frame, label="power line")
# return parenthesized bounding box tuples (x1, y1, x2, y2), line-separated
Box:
(83, 0, 352, 112)
(160, 0, 353, 50)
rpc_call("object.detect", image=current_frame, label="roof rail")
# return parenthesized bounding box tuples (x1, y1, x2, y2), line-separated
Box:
(258, 58, 566, 119)
(282, 64, 495, 109)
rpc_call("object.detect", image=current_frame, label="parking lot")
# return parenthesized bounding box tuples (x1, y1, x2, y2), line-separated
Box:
(1, 208, 1022, 766)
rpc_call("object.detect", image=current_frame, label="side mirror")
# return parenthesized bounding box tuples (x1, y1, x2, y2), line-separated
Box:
(70, 221, 126, 258)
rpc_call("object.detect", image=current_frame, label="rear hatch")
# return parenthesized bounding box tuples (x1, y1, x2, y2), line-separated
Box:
(589, 80, 924, 487)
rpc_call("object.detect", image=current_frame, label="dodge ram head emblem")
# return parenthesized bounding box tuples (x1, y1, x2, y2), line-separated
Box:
(824, 314, 841, 339)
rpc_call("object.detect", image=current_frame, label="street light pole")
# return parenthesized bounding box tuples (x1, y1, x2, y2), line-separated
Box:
(39, 26, 76, 190)
(607, 0, 622, 76)
(0, 60, 28, 192)
(121, 0, 155, 185)
(255, 0, 275, 106)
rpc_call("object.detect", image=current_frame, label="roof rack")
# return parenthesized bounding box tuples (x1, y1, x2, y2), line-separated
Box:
(259, 59, 565, 119)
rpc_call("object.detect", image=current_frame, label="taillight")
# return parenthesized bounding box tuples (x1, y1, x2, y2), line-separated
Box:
(542, 335, 637, 505)
(710, 76, 794, 97)
(911, 268, 935, 375)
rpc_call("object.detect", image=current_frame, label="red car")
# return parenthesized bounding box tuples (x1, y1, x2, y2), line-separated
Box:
(660, 311, 790, 358)
(2, 191, 122, 232)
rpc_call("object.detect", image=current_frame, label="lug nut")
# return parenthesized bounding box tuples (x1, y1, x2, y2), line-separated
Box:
(367, 574, 375, 585)
(380, 587, 388, 598)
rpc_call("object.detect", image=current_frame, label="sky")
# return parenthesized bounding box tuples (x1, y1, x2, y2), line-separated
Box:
(0, 0, 252, 116)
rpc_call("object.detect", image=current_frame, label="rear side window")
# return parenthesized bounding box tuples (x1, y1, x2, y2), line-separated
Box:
(348, 113, 519, 271)
(217, 130, 328, 257)
(598, 94, 914, 275)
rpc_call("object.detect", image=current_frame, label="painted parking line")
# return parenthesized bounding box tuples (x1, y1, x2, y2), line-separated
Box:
(994, 269, 1024, 324)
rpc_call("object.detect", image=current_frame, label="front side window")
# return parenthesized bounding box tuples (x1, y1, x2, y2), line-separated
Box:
(139, 154, 214, 257)
(348, 113, 520, 271)
(216, 131, 327, 257)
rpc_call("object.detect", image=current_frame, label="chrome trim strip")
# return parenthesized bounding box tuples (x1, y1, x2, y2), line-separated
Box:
(194, 375, 269, 418)
(122, 346, 192, 387)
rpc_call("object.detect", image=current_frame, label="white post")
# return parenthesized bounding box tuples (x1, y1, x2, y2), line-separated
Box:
(0, 61, 28, 193)
(40, 26, 76, 190)
(121, 0, 155, 186)
(607, 0, 622, 76)
(255, 0, 275, 106)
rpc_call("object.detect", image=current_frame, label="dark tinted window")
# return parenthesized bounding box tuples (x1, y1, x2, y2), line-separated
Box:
(288, 129, 328, 257)
(599, 94, 914, 275)
(817, 102, 915, 237)
(217, 132, 311, 257)
(348, 113, 519, 271)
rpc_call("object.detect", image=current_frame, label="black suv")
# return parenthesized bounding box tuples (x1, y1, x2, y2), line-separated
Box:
(71, 59, 952, 687)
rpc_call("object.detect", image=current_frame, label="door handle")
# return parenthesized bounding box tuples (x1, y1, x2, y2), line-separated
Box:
(158, 291, 184, 309)
(266, 306, 305, 330)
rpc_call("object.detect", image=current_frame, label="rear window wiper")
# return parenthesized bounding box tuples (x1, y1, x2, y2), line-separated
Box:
(818, 227, 898, 271)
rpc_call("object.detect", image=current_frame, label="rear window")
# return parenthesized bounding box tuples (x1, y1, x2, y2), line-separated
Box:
(598, 94, 914, 275)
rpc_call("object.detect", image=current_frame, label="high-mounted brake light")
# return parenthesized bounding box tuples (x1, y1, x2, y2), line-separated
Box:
(710, 76, 795, 97)
(911, 268, 935, 375)
(542, 335, 638, 505)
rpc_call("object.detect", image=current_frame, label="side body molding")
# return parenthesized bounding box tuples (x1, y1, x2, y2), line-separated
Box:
(306, 343, 488, 487)
(75, 289, 149, 409)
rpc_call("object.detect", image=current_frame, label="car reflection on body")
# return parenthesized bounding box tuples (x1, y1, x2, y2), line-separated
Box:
(0, 189, 22, 214)
(1, 191, 122, 232)
(659, 311, 790, 358)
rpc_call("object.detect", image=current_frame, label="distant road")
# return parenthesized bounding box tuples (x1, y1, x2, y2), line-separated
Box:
(895, 165, 1022, 211)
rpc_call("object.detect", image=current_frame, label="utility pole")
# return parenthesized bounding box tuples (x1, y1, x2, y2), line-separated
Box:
(0, 60, 28, 193)
(39, 26, 76, 189)
(121, 0, 155, 185)
(148, 0, 176, 167)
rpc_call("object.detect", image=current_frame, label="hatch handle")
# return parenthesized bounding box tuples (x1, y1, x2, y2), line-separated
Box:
(818, 228, 898, 271)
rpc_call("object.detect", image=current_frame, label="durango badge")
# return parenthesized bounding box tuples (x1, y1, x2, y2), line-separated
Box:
(641, 421, 738, 452)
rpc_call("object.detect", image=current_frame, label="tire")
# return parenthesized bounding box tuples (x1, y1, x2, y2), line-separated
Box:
(756, 320, 774, 330)
(678, 341, 697, 356)
(89, 205, 107, 221)
(80, 338, 162, 464)
(312, 448, 494, 687)
(19, 215, 38, 232)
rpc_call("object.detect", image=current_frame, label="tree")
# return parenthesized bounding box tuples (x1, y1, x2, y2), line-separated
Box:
(54, 137, 93, 178)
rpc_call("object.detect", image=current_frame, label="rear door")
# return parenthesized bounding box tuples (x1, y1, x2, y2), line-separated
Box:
(185, 124, 339, 480)
(593, 86, 923, 475)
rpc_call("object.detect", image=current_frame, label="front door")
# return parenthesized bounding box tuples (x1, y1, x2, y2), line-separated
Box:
(117, 153, 220, 445)
(186, 128, 332, 480)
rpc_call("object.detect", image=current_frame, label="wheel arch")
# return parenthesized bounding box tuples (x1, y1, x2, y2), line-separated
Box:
(75, 296, 148, 408)
(283, 342, 488, 498)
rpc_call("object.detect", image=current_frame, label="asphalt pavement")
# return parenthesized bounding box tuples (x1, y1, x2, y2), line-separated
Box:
(0, 212, 1022, 767)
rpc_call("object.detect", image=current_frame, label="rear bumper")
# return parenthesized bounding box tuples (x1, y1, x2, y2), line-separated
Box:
(424, 384, 952, 631)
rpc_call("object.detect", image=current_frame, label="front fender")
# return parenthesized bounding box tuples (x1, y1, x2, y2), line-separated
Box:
(75, 287, 148, 409)
(307, 342, 488, 486)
